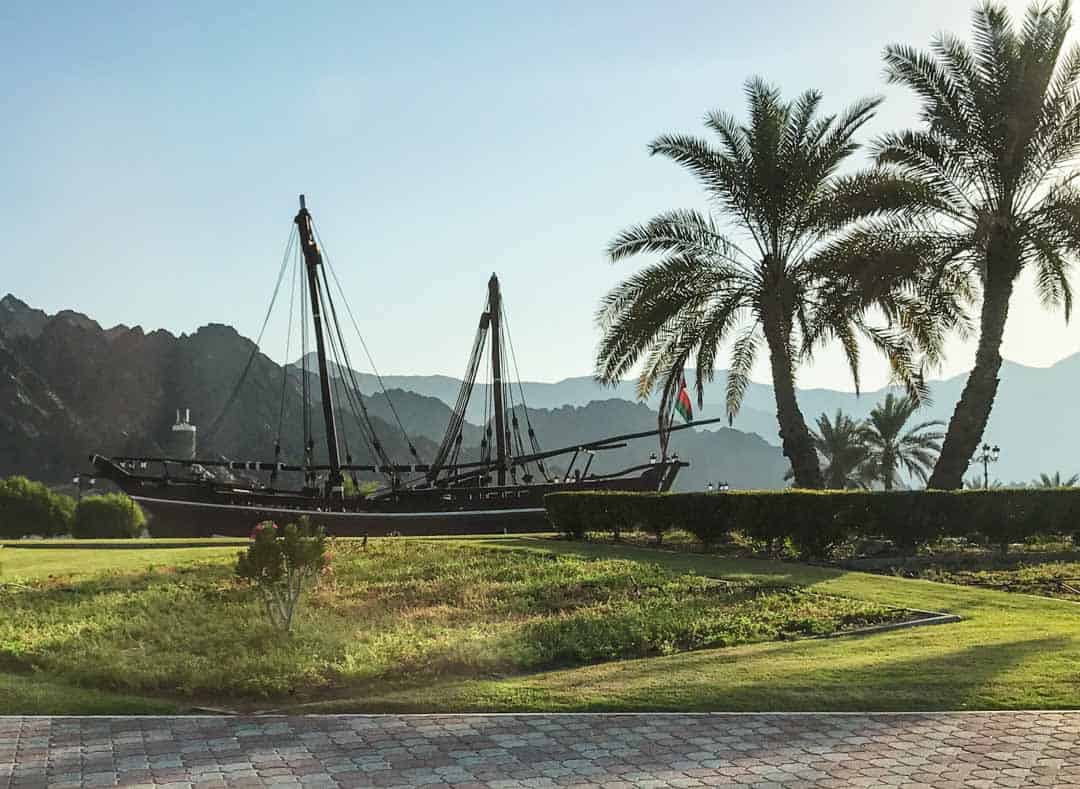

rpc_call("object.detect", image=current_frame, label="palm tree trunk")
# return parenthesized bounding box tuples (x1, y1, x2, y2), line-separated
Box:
(927, 273, 1015, 490)
(763, 316, 824, 489)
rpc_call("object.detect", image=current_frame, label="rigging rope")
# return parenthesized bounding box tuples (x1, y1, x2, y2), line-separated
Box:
(502, 336, 519, 481)
(500, 302, 551, 481)
(325, 322, 352, 470)
(204, 226, 297, 443)
(300, 249, 313, 479)
(314, 225, 420, 462)
(481, 332, 492, 468)
(317, 260, 397, 477)
(427, 295, 490, 482)
(275, 244, 300, 458)
(317, 278, 387, 491)
(317, 275, 379, 457)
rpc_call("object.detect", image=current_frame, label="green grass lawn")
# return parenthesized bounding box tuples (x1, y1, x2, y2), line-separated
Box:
(0, 539, 902, 712)
(341, 537, 1077, 713)
(0, 536, 1077, 714)
(0, 544, 242, 581)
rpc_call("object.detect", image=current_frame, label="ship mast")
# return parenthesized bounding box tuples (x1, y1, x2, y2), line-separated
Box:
(488, 273, 508, 485)
(295, 195, 344, 497)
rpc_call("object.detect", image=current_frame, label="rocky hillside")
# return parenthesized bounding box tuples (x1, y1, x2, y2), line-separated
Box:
(0, 295, 787, 490)
(0, 295, 434, 484)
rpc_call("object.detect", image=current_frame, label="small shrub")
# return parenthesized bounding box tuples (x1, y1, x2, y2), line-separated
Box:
(0, 476, 75, 538)
(235, 517, 328, 632)
(73, 493, 145, 538)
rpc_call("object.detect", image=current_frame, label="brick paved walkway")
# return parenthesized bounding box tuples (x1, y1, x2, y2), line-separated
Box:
(2, 713, 1078, 788)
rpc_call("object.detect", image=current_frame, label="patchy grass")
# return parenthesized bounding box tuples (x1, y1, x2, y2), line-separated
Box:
(325, 537, 1077, 714)
(601, 529, 1080, 602)
(867, 555, 1080, 602)
(0, 539, 904, 710)
(6, 535, 1077, 714)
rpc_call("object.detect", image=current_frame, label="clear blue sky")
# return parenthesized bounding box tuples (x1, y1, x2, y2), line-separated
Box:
(2, 0, 1067, 390)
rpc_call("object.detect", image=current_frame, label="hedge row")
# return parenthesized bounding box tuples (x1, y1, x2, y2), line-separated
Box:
(544, 489, 1080, 558)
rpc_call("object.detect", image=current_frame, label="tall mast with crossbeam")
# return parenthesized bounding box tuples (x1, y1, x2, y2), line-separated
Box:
(295, 195, 344, 497)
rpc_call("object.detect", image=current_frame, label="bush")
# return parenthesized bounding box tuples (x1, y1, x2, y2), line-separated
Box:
(73, 493, 146, 538)
(0, 476, 75, 538)
(236, 517, 329, 632)
(544, 487, 1080, 560)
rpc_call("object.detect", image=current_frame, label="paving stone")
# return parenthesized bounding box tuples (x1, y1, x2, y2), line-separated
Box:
(2, 713, 1079, 788)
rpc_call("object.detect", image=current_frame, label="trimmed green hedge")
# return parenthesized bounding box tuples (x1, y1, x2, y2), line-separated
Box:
(73, 493, 146, 539)
(0, 476, 75, 538)
(544, 489, 1080, 559)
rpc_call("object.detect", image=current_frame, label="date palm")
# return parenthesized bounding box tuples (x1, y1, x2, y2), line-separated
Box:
(861, 393, 945, 490)
(964, 475, 1006, 489)
(1036, 471, 1080, 487)
(870, 0, 1080, 489)
(785, 410, 871, 489)
(595, 78, 928, 488)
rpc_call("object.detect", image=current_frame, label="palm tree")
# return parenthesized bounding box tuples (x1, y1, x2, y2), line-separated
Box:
(867, 1, 1080, 489)
(595, 78, 928, 488)
(1036, 471, 1080, 487)
(810, 410, 871, 489)
(860, 393, 945, 490)
(783, 410, 873, 488)
(964, 475, 1007, 489)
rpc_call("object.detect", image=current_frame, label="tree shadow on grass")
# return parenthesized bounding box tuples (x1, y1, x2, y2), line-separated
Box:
(330, 632, 1074, 714)
(511, 632, 1074, 713)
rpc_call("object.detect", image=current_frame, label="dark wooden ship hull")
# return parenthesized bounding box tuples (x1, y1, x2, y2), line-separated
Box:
(93, 456, 682, 537)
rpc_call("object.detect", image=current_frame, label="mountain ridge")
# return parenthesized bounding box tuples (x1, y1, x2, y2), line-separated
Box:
(6, 293, 1074, 486)
(0, 295, 788, 491)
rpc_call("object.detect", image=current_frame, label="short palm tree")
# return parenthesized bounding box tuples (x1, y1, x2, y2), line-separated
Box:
(964, 475, 1006, 489)
(861, 393, 945, 490)
(1036, 471, 1080, 487)
(867, 0, 1080, 489)
(790, 410, 870, 489)
(595, 78, 928, 489)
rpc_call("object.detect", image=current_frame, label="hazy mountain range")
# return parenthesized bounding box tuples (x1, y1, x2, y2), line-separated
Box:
(312, 356, 1074, 487)
(2, 292, 1070, 491)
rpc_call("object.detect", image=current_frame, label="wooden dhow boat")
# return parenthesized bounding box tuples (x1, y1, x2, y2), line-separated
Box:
(92, 196, 717, 536)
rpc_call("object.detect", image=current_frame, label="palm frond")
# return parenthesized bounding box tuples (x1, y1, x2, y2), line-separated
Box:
(607, 209, 752, 266)
(723, 325, 762, 423)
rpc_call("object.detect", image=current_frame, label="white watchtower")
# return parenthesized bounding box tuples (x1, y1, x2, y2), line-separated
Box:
(169, 408, 197, 460)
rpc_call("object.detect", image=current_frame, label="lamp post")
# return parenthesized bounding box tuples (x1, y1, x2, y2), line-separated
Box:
(72, 473, 96, 504)
(973, 443, 1000, 489)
